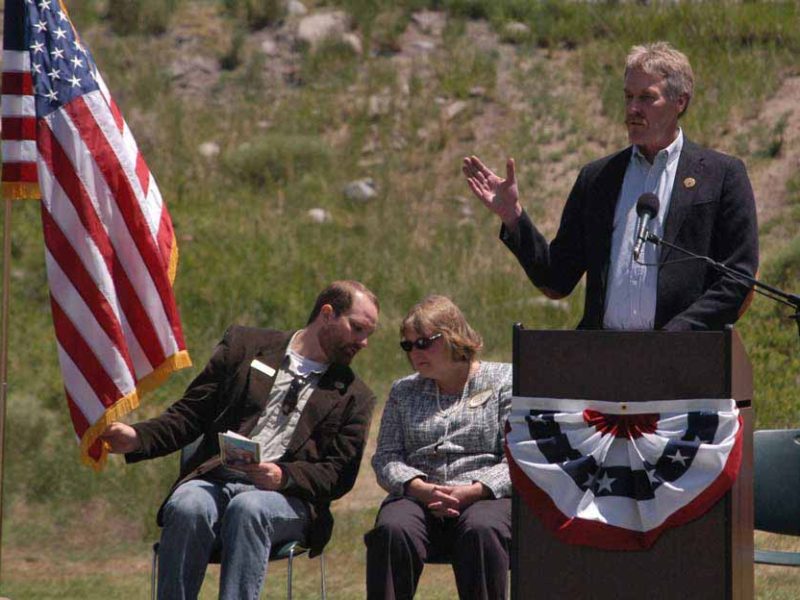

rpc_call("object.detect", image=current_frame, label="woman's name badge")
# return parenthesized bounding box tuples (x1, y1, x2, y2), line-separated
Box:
(468, 390, 493, 408)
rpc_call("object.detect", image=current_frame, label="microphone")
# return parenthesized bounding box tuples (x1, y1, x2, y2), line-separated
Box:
(633, 193, 660, 261)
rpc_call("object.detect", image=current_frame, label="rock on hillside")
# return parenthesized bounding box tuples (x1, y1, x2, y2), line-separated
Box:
(296, 10, 351, 49)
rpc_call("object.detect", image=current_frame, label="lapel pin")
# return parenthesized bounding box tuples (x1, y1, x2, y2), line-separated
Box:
(683, 177, 696, 189)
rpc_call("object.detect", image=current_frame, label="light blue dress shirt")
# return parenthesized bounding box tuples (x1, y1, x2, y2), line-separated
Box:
(603, 130, 684, 330)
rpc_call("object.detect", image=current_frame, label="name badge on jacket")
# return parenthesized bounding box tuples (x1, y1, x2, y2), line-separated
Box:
(468, 390, 493, 408)
(250, 359, 276, 377)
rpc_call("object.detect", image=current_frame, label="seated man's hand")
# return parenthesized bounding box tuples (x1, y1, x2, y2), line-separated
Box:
(100, 422, 141, 454)
(238, 462, 283, 490)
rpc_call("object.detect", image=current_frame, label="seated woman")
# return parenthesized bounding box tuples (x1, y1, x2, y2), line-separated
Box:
(365, 295, 512, 600)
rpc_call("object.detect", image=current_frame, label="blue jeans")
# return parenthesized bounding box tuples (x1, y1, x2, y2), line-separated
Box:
(157, 478, 310, 600)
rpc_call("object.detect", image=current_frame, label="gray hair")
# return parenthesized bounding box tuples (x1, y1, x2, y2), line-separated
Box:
(625, 41, 694, 116)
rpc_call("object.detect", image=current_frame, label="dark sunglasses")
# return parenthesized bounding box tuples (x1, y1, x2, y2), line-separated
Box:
(281, 375, 307, 415)
(400, 333, 443, 352)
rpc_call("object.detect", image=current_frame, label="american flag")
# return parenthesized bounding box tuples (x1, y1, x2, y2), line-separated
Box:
(2, 0, 191, 468)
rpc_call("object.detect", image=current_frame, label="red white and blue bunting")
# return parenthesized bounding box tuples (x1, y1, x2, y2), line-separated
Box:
(505, 397, 742, 550)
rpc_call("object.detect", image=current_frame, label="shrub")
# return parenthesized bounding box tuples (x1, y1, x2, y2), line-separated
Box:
(301, 37, 361, 85)
(219, 28, 247, 71)
(222, 133, 333, 188)
(222, 0, 287, 30)
(106, 0, 180, 36)
(369, 7, 410, 54)
(436, 27, 498, 99)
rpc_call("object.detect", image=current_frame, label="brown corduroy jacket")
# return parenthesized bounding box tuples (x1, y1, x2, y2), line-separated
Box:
(126, 325, 376, 556)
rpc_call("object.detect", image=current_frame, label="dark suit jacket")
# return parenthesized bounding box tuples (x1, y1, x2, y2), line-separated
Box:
(501, 140, 759, 331)
(126, 325, 376, 555)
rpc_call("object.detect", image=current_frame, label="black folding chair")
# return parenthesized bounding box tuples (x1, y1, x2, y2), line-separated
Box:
(753, 428, 800, 566)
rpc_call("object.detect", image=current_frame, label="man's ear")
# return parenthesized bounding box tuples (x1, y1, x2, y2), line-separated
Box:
(676, 93, 689, 117)
(320, 304, 334, 321)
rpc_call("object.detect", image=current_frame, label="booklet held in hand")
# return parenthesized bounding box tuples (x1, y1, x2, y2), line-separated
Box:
(218, 430, 261, 466)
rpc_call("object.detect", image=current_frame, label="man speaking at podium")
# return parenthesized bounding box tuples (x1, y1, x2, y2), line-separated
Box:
(463, 41, 758, 331)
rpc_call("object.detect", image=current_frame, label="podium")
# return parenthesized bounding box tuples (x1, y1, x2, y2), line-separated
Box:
(511, 327, 753, 600)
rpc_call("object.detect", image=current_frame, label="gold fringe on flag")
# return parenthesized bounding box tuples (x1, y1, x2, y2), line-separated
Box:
(80, 350, 192, 470)
(2, 182, 40, 200)
(167, 232, 179, 285)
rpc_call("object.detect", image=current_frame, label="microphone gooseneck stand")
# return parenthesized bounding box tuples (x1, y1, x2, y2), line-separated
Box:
(640, 231, 800, 339)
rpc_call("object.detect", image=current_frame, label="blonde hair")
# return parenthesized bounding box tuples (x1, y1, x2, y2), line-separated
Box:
(625, 41, 694, 116)
(401, 295, 483, 362)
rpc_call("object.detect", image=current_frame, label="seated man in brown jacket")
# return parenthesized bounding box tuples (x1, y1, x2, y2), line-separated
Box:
(101, 280, 379, 600)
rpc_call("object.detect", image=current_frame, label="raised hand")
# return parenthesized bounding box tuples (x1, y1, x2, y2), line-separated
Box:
(462, 155, 522, 227)
(100, 421, 141, 454)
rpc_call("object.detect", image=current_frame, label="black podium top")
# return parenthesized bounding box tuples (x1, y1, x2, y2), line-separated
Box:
(513, 327, 753, 404)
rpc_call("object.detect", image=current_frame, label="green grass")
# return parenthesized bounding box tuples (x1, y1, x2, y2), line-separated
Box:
(106, 0, 182, 36)
(3, 0, 800, 597)
(222, 0, 286, 30)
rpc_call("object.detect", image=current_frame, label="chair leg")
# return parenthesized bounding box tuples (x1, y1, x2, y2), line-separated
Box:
(151, 543, 159, 600)
(319, 550, 327, 600)
(287, 546, 295, 600)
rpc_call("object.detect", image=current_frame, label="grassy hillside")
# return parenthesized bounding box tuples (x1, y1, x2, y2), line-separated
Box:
(2, 0, 800, 597)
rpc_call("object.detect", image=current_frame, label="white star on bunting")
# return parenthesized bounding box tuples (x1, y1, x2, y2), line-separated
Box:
(668, 449, 688, 466)
(596, 472, 616, 493)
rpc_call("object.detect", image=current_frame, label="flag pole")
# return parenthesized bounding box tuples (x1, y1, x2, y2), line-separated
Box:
(0, 195, 13, 575)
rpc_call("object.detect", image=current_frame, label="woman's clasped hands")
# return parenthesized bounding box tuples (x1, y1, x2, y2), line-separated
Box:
(406, 477, 488, 518)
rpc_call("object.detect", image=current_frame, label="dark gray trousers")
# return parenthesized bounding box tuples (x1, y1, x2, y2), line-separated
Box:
(365, 496, 511, 600)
